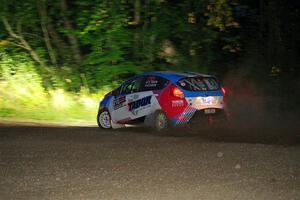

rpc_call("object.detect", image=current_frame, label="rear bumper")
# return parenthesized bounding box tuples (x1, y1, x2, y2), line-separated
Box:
(172, 108, 229, 125)
(190, 108, 228, 124)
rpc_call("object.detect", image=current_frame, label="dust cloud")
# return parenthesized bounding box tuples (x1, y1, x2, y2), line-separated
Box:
(223, 69, 299, 131)
(172, 69, 300, 144)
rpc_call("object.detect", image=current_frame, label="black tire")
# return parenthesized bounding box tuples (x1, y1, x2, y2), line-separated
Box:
(97, 108, 112, 129)
(153, 110, 169, 132)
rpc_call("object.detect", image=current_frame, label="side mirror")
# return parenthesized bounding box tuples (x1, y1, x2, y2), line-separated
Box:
(112, 91, 117, 97)
(112, 88, 121, 97)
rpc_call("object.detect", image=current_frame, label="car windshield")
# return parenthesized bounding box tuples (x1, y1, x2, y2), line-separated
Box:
(177, 77, 220, 91)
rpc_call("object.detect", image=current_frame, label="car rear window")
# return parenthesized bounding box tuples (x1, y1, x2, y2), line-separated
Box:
(177, 77, 220, 91)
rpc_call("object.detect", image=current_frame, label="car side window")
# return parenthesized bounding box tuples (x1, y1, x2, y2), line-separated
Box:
(141, 76, 169, 91)
(131, 79, 143, 93)
(121, 77, 144, 95)
(121, 81, 132, 95)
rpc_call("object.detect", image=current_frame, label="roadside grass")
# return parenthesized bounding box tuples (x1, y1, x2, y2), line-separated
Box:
(0, 54, 113, 124)
(0, 87, 109, 124)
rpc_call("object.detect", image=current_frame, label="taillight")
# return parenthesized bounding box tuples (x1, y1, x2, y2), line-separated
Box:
(221, 86, 226, 96)
(171, 85, 184, 98)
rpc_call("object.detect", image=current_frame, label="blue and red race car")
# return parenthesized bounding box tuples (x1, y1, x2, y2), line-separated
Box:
(97, 71, 228, 131)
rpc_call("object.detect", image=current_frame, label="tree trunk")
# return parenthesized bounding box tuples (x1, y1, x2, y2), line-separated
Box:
(259, 0, 264, 43)
(133, 0, 141, 59)
(143, 0, 156, 64)
(1, 16, 50, 72)
(134, 0, 141, 24)
(60, 0, 82, 64)
(37, 0, 57, 65)
(47, 23, 70, 64)
(266, 1, 274, 71)
(267, 1, 282, 70)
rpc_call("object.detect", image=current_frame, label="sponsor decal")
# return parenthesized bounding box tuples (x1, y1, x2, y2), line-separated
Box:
(128, 94, 139, 103)
(180, 82, 186, 87)
(128, 95, 152, 112)
(172, 100, 184, 107)
(113, 96, 126, 110)
(200, 96, 213, 105)
(145, 76, 158, 88)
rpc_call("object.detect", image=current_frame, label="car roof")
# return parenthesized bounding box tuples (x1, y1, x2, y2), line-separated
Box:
(136, 71, 214, 82)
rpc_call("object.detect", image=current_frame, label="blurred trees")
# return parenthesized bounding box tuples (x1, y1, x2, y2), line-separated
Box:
(0, 0, 299, 93)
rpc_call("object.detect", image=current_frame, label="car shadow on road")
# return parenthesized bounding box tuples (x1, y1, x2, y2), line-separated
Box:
(199, 128, 300, 146)
(119, 126, 300, 146)
(1, 124, 299, 146)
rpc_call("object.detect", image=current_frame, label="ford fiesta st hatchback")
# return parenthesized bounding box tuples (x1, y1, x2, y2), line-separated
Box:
(97, 71, 228, 131)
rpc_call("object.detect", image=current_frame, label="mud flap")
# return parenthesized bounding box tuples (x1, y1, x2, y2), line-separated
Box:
(144, 112, 155, 127)
(111, 121, 125, 129)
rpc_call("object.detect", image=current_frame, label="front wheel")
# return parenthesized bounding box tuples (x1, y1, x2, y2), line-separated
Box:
(154, 110, 169, 132)
(97, 108, 112, 129)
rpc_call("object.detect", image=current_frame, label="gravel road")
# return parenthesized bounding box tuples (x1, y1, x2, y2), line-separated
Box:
(0, 125, 299, 200)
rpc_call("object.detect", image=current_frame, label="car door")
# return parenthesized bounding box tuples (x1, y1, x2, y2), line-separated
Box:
(110, 76, 157, 123)
(109, 79, 134, 123)
(125, 77, 154, 120)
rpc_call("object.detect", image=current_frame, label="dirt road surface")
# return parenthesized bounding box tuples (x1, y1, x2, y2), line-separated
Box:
(0, 125, 299, 200)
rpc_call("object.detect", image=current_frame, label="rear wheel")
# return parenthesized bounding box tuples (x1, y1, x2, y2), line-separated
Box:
(97, 108, 112, 129)
(154, 110, 169, 132)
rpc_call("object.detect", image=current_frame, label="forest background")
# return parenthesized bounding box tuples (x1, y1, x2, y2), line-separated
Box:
(0, 0, 299, 123)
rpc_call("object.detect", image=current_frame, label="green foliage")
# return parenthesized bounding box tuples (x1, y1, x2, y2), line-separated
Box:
(1, 0, 242, 90)
(0, 0, 243, 122)
(1, 0, 299, 121)
(206, 0, 239, 31)
(0, 51, 109, 122)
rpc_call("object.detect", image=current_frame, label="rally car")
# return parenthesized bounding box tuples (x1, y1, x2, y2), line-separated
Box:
(97, 71, 228, 131)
